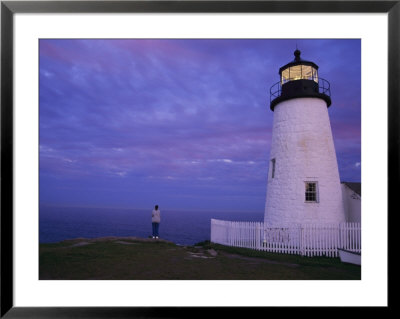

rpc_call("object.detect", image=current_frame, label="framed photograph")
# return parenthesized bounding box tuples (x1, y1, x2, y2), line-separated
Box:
(1, 0, 395, 316)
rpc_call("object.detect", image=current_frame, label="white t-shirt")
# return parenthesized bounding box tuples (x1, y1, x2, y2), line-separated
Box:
(152, 209, 161, 223)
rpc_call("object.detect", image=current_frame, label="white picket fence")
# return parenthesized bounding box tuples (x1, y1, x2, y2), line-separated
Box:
(210, 219, 361, 257)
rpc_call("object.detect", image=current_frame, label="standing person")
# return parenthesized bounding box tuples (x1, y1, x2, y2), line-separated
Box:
(151, 205, 161, 239)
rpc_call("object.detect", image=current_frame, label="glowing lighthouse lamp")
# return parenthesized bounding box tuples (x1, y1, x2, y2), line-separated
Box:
(264, 50, 346, 226)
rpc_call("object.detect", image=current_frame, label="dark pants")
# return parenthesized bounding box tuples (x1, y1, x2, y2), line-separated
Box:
(152, 222, 159, 237)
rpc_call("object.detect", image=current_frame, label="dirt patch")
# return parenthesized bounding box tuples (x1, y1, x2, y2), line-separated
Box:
(184, 247, 218, 260)
(186, 251, 214, 259)
(207, 249, 218, 257)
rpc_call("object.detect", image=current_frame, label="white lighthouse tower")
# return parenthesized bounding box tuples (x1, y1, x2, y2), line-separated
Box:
(264, 50, 346, 226)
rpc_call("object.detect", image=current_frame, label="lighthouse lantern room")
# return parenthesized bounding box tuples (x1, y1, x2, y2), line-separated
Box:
(270, 49, 332, 110)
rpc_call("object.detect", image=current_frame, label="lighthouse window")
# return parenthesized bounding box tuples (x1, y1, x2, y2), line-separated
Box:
(305, 182, 318, 202)
(281, 69, 290, 84)
(289, 65, 302, 81)
(302, 65, 313, 81)
(270, 158, 276, 178)
(312, 68, 319, 82)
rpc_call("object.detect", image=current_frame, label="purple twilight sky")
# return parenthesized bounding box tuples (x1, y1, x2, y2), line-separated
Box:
(39, 39, 361, 212)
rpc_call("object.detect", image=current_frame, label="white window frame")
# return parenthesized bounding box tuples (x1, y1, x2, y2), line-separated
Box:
(305, 181, 319, 203)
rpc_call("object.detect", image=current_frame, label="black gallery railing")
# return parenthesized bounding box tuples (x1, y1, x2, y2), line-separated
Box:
(270, 78, 331, 104)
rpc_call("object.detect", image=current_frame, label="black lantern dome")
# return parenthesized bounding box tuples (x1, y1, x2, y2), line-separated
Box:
(270, 50, 331, 111)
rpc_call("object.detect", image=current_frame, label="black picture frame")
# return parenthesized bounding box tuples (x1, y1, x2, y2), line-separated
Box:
(1, 1, 395, 317)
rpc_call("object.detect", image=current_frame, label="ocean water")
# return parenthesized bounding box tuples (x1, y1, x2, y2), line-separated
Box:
(39, 206, 264, 246)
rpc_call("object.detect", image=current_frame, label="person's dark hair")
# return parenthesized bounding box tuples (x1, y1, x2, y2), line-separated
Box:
(155, 205, 158, 210)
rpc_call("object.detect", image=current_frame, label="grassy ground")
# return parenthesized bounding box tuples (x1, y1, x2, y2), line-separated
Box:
(39, 237, 361, 280)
